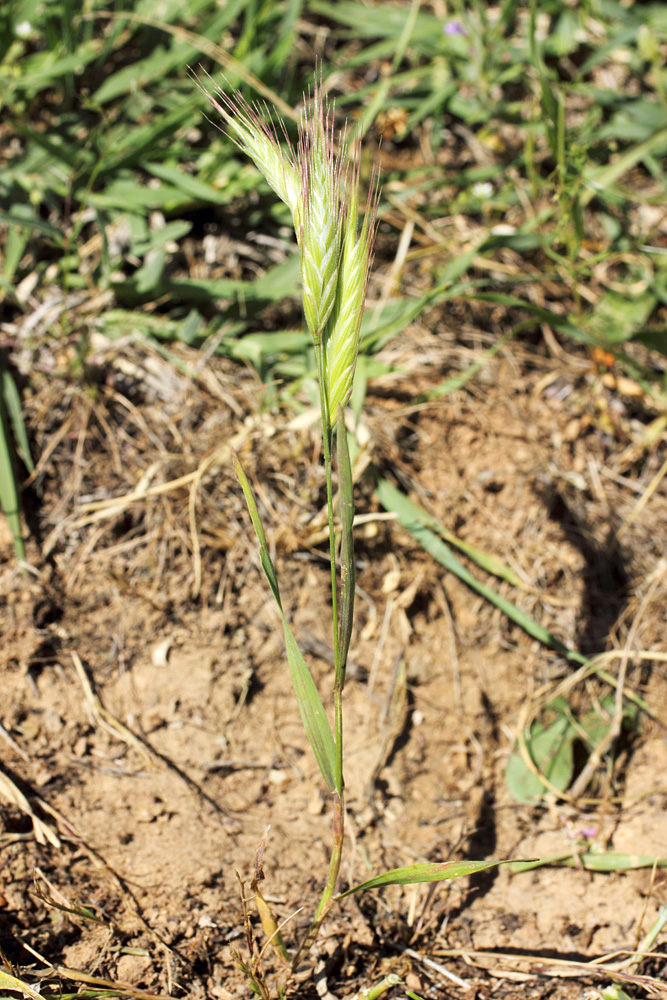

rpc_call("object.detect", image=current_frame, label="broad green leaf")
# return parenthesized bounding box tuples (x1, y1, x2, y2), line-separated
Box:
(97, 105, 198, 175)
(165, 254, 301, 306)
(96, 309, 231, 347)
(337, 859, 512, 897)
(233, 452, 336, 792)
(505, 713, 574, 804)
(309, 1, 445, 42)
(336, 409, 355, 691)
(226, 330, 310, 368)
(507, 694, 640, 804)
(91, 178, 190, 212)
(596, 100, 667, 145)
(145, 162, 232, 205)
(134, 247, 167, 295)
(577, 289, 657, 348)
(92, 0, 248, 103)
(581, 128, 667, 206)
(130, 219, 193, 257)
(12, 39, 102, 93)
(0, 213, 62, 240)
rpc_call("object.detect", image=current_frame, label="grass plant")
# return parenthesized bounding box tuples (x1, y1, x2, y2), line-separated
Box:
(201, 78, 511, 995)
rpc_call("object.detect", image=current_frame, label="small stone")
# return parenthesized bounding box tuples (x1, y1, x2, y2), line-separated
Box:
(151, 636, 173, 667)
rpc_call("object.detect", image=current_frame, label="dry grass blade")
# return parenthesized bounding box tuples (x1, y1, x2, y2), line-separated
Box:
(71, 652, 155, 769)
(0, 769, 60, 848)
(431, 948, 667, 996)
(0, 969, 43, 1000)
(613, 454, 667, 547)
(39, 965, 173, 999)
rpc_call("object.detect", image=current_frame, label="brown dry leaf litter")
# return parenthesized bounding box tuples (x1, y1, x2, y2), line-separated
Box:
(1, 326, 667, 1000)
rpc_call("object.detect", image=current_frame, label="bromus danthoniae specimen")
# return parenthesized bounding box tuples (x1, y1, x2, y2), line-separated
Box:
(200, 76, 509, 995)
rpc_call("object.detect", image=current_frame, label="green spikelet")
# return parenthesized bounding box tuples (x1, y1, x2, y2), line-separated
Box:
(297, 91, 343, 344)
(324, 160, 378, 424)
(205, 88, 301, 225)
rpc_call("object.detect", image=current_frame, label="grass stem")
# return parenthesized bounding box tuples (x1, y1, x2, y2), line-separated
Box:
(289, 343, 347, 965)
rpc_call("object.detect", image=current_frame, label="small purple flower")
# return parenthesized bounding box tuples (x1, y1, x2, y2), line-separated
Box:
(444, 20, 466, 36)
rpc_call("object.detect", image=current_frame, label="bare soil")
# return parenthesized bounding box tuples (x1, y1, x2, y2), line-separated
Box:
(2, 325, 667, 999)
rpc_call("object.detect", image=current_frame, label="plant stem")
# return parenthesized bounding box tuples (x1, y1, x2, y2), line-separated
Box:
(314, 789, 344, 920)
(314, 342, 340, 695)
(290, 343, 345, 968)
(291, 791, 343, 971)
(315, 342, 344, 793)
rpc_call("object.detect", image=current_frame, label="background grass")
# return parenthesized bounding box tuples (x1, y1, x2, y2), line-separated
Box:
(2, 0, 666, 384)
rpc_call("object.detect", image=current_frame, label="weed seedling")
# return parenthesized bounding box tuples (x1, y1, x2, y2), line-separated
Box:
(201, 76, 508, 995)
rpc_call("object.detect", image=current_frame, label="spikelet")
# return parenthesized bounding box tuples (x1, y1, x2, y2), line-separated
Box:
(297, 89, 344, 345)
(323, 157, 379, 423)
(205, 86, 301, 226)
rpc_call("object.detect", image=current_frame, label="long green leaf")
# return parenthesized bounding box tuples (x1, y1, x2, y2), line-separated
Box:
(2, 367, 34, 474)
(510, 853, 667, 874)
(375, 477, 653, 717)
(581, 128, 667, 206)
(375, 478, 522, 586)
(233, 452, 336, 792)
(336, 409, 355, 691)
(337, 859, 512, 897)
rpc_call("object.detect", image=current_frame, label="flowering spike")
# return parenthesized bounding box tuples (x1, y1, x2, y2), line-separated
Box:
(200, 76, 379, 423)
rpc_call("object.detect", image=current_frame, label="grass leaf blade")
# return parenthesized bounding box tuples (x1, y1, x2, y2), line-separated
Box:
(337, 859, 512, 897)
(2, 367, 35, 473)
(233, 450, 281, 605)
(0, 390, 25, 562)
(375, 477, 653, 716)
(510, 853, 667, 874)
(233, 452, 336, 792)
(375, 477, 522, 586)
